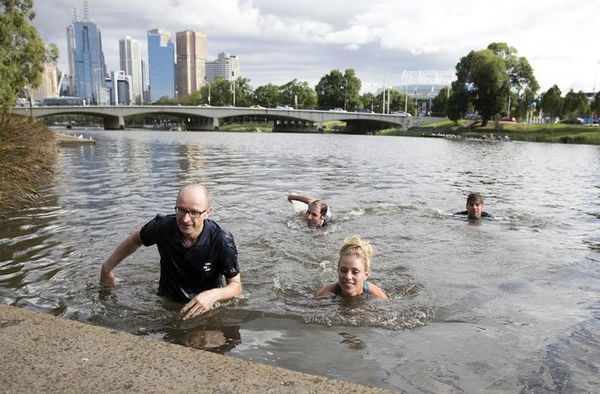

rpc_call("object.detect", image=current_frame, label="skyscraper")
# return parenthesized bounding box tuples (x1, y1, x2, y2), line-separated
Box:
(30, 65, 59, 100)
(175, 30, 207, 97)
(147, 28, 175, 102)
(66, 2, 109, 105)
(119, 36, 143, 104)
(206, 52, 240, 83)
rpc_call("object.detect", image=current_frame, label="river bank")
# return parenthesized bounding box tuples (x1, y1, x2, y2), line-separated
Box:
(382, 119, 600, 145)
(0, 115, 57, 212)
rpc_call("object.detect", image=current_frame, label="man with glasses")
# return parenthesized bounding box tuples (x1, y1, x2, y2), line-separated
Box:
(100, 184, 241, 320)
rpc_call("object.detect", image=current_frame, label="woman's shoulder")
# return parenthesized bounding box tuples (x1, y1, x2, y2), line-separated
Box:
(368, 282, 389, 299)
(315, 282, 337, 298)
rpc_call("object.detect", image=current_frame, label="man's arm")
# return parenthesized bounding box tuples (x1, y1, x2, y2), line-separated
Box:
(287, 193, 316, 204)
(180, 274, 242, 320)
(100, 230, 143, 286)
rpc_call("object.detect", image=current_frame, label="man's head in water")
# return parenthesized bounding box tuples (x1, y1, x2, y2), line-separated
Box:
(306, 200, 327, 227)
(466, 193, 485, 219)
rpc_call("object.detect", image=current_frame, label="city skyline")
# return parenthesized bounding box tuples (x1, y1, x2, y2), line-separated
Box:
(33, 0, 599, 94)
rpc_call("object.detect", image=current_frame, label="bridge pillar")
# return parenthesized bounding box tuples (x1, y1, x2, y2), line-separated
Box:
(104, 115, 125, 130)
(186, 117, 219, 131)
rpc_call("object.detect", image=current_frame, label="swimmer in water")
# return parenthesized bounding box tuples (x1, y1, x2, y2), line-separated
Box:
(455, 192, 493, 219)
(316, 236, 388, 299)
(287, 193, 329, 227)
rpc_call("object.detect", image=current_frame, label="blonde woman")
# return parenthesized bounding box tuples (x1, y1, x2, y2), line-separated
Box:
(316, 236, 388, 300)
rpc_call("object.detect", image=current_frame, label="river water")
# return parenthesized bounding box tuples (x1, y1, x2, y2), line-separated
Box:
(1, 129, 599, 392)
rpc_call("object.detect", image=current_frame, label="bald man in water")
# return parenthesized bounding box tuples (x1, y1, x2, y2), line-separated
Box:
(100, 184, 241, 320)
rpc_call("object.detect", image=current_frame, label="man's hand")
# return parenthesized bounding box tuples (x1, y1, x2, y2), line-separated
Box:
(100, 265, 119, 287)
(180, 289, 219, 320)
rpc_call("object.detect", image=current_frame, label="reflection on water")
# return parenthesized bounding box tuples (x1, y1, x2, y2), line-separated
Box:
(1, 130, 599, 392)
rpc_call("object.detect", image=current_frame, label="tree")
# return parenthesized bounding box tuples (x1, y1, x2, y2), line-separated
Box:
(447, 88, 470, 122)
(206, 77, 253, 107)
(372, 89, 414, 114)
(278, 79, 317, 108)
(540, 85, 563, 119)
(253, 83, 279, 107)
(0, 0, 49, 112)
(563, 90, 589, 119)
(453, 49, 508, 125)
(591, 92, 600, 117)
(450, 43, 539, 125)
(178, 89, 204, 105)
(360, 92, 374, 111)
(315, 68, 362, 110)
(342, 69, 362, 111)
(431, 86, 450, 116)
(487, 42, 539, 120)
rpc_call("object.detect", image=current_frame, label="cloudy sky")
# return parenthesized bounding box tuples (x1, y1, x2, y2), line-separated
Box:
(33, 0, 598, 94)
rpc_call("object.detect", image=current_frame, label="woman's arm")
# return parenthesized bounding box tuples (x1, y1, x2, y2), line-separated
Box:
(369, 283, 389, 299)
(315, 282, 336, 298)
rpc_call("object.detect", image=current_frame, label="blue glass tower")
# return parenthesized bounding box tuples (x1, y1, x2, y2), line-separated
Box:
(67, 19, 109, 105)
(147, 29, 175, 102)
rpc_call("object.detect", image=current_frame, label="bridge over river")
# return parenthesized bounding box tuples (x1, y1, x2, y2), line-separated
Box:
(12, 105, 442, 133)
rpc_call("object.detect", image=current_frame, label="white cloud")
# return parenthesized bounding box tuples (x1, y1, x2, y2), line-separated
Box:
(32, 0, 599, 92)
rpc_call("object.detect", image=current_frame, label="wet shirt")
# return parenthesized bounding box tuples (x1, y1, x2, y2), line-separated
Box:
(139, 215, 239, 303)
(333, 281, 370, 300)
(454, 211, 493, 219)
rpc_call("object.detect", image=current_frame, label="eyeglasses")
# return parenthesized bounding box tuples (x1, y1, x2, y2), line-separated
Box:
(174, 206, 207, 218)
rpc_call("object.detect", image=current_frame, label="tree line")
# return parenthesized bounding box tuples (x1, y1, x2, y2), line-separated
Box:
(156, 69, 416, 115)
(432, 42, 599, 125)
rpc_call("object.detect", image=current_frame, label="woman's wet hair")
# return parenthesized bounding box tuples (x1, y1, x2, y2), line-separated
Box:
(338, 236, 374, 272)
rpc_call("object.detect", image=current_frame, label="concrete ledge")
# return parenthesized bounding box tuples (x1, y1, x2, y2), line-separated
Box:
(0, 304, 393, 393)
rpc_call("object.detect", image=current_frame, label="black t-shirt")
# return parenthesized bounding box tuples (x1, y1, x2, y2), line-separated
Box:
(139, 215, 239, 302)
(454, 211, 493, 219)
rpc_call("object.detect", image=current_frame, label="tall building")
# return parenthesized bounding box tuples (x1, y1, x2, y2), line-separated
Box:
(30, 65, 59, 100)
(147, 28, 175, 102)
(206, 52, 240, 83)
(175, 30, 207, 97)
(66, 2, 109, 105)
(108, 70, 131, 105)
(119, 36, 143, 104)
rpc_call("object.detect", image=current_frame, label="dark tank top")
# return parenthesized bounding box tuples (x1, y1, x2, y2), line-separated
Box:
(333, 281, 370, 300)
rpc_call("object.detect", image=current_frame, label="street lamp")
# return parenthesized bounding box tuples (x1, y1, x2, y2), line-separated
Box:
(204, 76, 211, 105)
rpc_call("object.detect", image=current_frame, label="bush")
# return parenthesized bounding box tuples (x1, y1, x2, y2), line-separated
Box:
(0, 115, 57, 212)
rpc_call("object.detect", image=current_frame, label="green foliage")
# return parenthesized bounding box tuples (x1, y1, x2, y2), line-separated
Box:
(196, 77, 253, 107)
(540, 85, 563, 118)
(372, 89, 414, 114)
(431, 86, 450, 116)
(0, 0, 49, 112)
(360, 92, 374, 111)
(253, 83, 280, 107)
(178, 89, 204, 105)
(592, 92, 600, 115)
(316, 68, 362, 110)
(450, 43, 539, 125)
(563, 89, 589, 118)
(278, 79, 317, 108)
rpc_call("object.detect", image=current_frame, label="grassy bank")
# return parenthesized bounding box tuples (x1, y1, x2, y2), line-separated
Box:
(0, 115, 57, 212)
(218, 123, 273, 132)
(379, 119, 600, 145)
